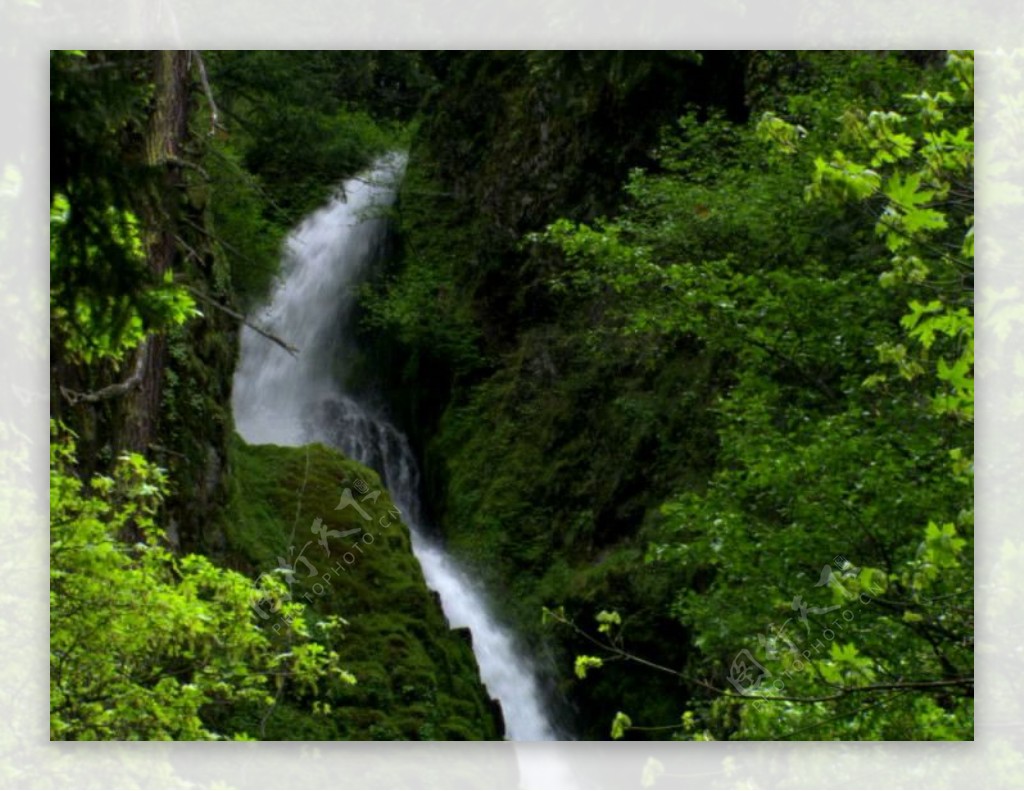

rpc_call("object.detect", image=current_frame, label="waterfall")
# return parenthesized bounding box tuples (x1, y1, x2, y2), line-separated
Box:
(231, 154, 560, 744)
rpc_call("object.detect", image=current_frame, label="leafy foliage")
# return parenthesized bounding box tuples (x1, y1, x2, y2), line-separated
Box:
(528, 51, 973, 740)
(50, 424, 352, 740)
(49, 48, 975, 744)
(49, 49, 466, 744)
(50, 51, 198, 364)
(358, 156, 486, 375)
(203, 51, 415, 221)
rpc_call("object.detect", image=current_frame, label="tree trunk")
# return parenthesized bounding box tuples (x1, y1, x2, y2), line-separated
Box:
(120, 50, 191, 454)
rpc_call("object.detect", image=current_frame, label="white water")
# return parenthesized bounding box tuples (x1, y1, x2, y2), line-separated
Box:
(231, 155, 560, 746)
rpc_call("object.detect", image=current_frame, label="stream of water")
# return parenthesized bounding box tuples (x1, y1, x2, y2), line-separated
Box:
(231, 155, 562, 749)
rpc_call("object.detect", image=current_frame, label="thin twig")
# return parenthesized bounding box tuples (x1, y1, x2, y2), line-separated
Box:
(148, 443, 187, 459)
(771, 687, 914, 740)
(695, 675, 973, 704)
(547, 609, 684, 678)
(164, 155, 210, 180)
(201, 147, 299, 229)
(185, 286, 299, 357)
(178, 215, 280, 276)
(548, 608, 973, 706)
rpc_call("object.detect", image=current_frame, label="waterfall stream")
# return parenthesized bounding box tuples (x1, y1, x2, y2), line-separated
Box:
(231, 155, 560, 745)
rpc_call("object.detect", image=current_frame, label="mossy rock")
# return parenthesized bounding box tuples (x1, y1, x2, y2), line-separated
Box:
(215, 435, 503, 741)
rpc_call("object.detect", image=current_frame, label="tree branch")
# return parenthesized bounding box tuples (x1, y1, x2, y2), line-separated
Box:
(59, 338, 149, 405)
(696, 675, 973, 704)
(191, 51, 223, 137)
(546, 608, 684, 678)
(178, 215, 280, 277)
(185, 286, 299, 357)
(547, 607, 972, 708)
(739, 331, 841, 402)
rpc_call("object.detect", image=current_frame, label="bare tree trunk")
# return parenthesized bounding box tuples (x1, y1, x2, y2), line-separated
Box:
(120, 50, 191, 454)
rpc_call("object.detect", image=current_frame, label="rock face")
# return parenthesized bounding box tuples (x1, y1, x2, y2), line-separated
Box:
(215, 437, 505, 741)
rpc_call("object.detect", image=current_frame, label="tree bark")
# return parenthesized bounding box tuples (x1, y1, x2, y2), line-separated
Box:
(119, 50, 191, 453)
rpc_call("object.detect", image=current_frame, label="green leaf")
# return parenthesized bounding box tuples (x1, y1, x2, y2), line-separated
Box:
(575, 655, 604, 679)
(903, 207, 948, 234)
(611, 711, 632, 740)
(596, 609, 622, 634)
(884, 172, 933, 209)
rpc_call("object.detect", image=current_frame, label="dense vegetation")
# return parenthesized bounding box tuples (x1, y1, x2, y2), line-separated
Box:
(50, 50, 972, 742)
(49, 50, 498, 742)
(367, 50, 974, 740)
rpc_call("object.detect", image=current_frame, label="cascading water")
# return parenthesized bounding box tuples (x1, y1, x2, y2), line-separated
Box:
(231, 155, 561, 746)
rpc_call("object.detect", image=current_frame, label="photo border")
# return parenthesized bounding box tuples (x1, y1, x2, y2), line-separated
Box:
(6, 2, 1011, 787)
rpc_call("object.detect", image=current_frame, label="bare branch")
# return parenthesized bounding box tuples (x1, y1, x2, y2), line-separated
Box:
(178, 215, 280, 277)
(191, 50, 223, 137)
(185, 287, 299, 357)
(60, 339, 149, 405)
(696, 675, 973, 704)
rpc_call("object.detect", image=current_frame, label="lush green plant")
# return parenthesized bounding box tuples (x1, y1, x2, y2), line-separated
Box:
(50, 51, 199, 365)
(535, 51, 973, 740)
(358, 156, 487, 374)
(204, 51, 414, 221)
(50, 423, 353, 740)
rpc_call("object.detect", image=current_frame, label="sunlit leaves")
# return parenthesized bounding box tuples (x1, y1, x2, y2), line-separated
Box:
(902, 90, 954, 124)
(50, 424, 352, 740)
(610, 710, 632, 740)
(50, 182, 198, 364)
(919, 522, 968, 576)
(878, 172, 948, 248)
(596, 609, 622, 635)
(546, 51, 974, 742)
(50, 51, 190, 363)
(946, 50, 974, 98)
(574, 655, 604, 679)
(478, 51, 972, 742)
(807, 152, 880, 202)
(755, 111, 807, 156)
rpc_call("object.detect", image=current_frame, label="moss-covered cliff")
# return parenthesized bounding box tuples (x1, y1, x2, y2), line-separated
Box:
(212, 437, 504, 740)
